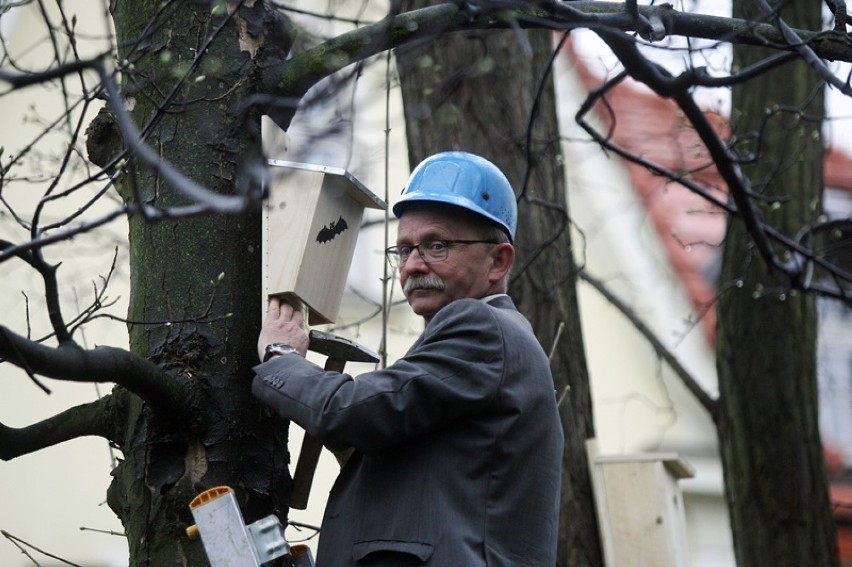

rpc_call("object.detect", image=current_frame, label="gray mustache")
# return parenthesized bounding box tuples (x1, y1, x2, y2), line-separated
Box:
(404, 276, 446, 295)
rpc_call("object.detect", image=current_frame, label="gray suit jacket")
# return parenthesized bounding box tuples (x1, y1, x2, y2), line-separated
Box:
(252, 295, 563, 566)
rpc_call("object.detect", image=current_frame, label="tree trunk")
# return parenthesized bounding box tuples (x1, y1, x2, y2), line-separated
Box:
(719, 0, 838, 564)
(107, 3, 290, 564)
(392, 3, 602, 565)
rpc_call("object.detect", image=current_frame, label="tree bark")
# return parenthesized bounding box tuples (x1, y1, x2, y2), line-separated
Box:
(392, 3, 602, 565)
(107, 3, 290, 564)
(718, 0, 839, 565)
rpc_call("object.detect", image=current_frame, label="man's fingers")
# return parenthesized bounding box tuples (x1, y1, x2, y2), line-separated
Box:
(266, 296, 306, 326)
(266, 296, 281, 318)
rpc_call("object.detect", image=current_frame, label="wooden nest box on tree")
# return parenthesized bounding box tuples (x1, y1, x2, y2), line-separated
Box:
(264, 160, 386, 325)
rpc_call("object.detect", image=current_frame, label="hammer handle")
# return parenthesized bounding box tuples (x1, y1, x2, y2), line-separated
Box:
(289, 356, 346, 510)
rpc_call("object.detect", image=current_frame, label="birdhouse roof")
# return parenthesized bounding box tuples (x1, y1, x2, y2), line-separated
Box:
(268, 160, 387, 210)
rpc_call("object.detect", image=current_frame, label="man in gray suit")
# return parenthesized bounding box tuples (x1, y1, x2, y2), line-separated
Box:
(253, 151, 563, 566)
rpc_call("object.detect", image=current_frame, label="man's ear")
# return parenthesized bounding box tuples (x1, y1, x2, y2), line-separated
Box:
(488, 243, 515, 283)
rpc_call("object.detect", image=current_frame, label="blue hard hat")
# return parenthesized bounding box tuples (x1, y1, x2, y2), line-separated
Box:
(393, 152, 518, 242)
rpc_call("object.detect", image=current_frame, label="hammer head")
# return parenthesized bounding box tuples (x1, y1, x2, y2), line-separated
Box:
(308, 330, 380, 364)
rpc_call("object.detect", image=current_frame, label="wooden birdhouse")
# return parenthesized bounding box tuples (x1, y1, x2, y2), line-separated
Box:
(586, 439, 694, 567)
(264, 160, 386, 325)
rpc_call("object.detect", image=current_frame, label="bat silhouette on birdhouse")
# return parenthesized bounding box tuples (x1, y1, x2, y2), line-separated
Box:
(316, 216, 349, 244)
(264, 160, 385, 325)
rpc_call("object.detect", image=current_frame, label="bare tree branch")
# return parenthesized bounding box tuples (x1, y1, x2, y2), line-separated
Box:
(756, 0, 852, 96)
(596, 28, 786, 267)
(0, 395, 120, 461)
(578, 269, 720, 418)
(1, 529, 83, 566)
(2, 55, 259, 218)
(578, 29, 852, 301)
(270, 0, 852, 115)
(825, 0, 850, 32)
(0, 325, 190, 420)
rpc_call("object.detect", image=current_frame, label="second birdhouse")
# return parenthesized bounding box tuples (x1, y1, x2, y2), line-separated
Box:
(264, 160, 386, 326)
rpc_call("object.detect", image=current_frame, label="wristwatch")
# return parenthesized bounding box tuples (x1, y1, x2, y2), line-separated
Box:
(263, 342, 299, 362)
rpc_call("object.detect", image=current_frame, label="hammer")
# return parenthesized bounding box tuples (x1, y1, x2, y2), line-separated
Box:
(288, 329, 379, 510)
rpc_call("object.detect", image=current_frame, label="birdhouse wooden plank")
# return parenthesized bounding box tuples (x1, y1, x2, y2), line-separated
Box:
(264, 160, 386, 325)
(586, 439, 694, 567)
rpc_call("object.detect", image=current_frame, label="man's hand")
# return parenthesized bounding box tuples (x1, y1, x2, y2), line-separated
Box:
(257, 296, 310, 361)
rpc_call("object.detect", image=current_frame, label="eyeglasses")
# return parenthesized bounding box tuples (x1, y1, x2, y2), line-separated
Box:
(385, 239, 498, 268)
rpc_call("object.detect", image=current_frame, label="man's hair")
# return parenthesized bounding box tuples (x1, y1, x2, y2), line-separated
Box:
(482, 222, 511, 245)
